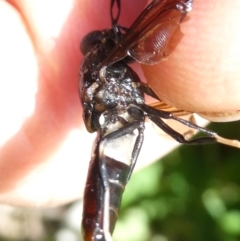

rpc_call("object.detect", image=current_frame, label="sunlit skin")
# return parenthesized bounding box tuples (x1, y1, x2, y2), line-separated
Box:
(0, 0, 239, 207)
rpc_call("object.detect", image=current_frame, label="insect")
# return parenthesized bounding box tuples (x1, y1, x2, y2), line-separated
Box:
(79, 0, 240, 240)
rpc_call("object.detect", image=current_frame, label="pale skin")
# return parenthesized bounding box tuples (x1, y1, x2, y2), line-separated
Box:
(0, 0, 239, 207)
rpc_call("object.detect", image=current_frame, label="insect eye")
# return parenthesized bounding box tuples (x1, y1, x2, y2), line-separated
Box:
(80, 30, 104, 55)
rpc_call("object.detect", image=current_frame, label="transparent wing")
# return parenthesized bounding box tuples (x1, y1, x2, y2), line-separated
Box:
(102, 0, 191, 67)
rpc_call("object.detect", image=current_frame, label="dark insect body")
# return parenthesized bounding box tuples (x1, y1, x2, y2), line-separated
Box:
(79, 1, 240, 240)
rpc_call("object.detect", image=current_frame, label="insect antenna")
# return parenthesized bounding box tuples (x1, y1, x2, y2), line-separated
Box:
(110, 0, 121, 26)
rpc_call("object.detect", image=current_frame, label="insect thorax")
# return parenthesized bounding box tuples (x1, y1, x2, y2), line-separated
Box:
(79, 33, 145, 133)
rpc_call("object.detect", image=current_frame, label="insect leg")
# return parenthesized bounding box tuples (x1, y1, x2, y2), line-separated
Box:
(126, 123, 145, 182)
(143, 104, 216, 136)
(171, 115, 240, 148)
(141, 82, 161, 100)
(149, 115, 217, 145)
(143, 104, 240, 148)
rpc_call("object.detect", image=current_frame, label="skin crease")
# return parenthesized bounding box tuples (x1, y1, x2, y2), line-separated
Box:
(0, 0, 239, 207)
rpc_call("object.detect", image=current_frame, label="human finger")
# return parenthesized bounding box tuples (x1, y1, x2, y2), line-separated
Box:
(144, 0, 240, 121)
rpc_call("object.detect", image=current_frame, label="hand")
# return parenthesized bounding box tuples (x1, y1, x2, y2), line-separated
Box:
(145, 0, 240, 121)
(0, 0, 239, 207)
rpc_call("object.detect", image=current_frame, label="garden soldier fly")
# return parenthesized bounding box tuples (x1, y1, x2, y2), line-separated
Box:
(79, 0, 240, 240)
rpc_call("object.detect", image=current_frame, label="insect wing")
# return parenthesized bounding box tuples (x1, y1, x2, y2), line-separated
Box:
(102, 0, 191, 66)
(128, 9, 184, 64)
(150, 101, 192, 117)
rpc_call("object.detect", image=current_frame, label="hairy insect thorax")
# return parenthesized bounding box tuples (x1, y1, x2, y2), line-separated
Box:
(79, 30, 145, 133)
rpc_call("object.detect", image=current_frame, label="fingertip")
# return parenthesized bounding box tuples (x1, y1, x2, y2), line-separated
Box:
(143, 0, 240, 115)
(0, 1, 38, 146)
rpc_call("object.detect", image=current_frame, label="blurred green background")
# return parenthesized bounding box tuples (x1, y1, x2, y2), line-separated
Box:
(1, 121, 240, 241)
(114, 121, 240, 241)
